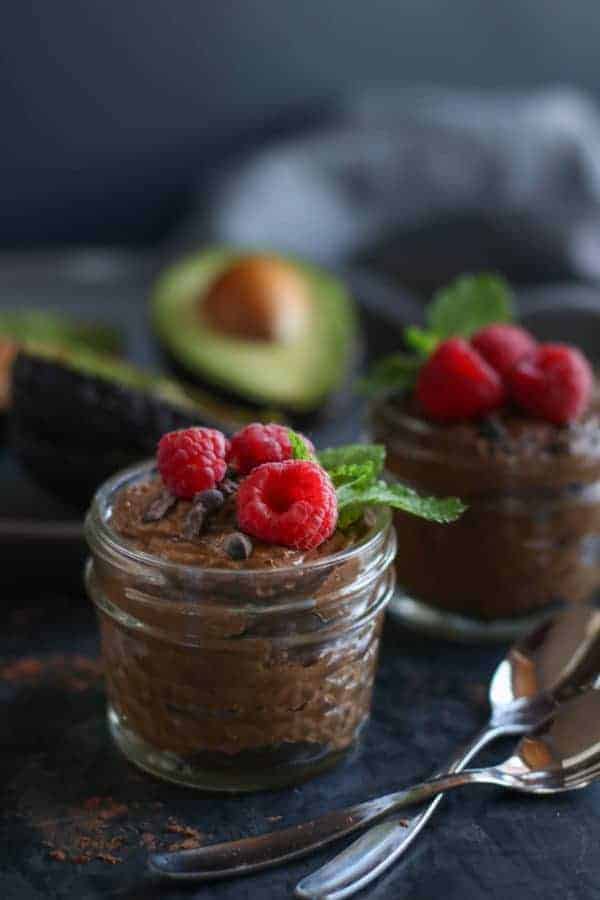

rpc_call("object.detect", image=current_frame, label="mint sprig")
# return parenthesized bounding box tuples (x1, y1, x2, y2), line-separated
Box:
(318, 441, 466, 528)
(361, 272, 514, 396)
(287, 432, 466, 527)
(428, 274, 514, 338)
(336, 478, 466, 528)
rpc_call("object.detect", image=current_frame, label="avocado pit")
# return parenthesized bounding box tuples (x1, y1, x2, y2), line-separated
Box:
(201, 255, 311, 344)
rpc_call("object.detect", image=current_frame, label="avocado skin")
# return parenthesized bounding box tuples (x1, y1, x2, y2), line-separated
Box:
(10, 349, 237, 508)
(152, 249, 358, 416)
(10, 420, 138, 507)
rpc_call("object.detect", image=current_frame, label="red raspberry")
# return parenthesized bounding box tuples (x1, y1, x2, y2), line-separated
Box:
(157, 427, 229, 499)
(227, 423, 314, 476)
(416, 337, 507, 422)
(508, 343, 593, 425)
(236, 460, 337, 550)
(472, 324, 537, 377)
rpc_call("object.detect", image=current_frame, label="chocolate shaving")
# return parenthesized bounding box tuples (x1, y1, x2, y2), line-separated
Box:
(184, 488, 227, 539)
(220, 477, 238, 498)
(183, 502, 206, 540)
(224, 532, 253, 560)
(143, 489, 177, 523)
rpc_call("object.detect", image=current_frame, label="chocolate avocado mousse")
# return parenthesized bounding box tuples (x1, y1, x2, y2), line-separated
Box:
(85, 422, 460, 790)
(109, 476, 358, 570)
(366, 274, 600, 636)
(374, 388, 600, 622)
(99, 473, 380, 774)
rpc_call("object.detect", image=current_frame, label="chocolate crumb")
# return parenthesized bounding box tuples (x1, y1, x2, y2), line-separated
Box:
(194, 488, 225, 513)
(95, 852, 121, 865)
(167, 838, 201, 851)
(98, 802, 128, 821)
(224, 532, 253, 560)
(143, 489, 177, 523)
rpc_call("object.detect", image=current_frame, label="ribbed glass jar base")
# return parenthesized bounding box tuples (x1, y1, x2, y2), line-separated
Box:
(389, 589, 556, 643)
(108, 705, 360, 792)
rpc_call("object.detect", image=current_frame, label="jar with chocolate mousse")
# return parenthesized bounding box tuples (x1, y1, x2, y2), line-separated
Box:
(85, 430, 400, 791)
(368, 275, 600, 640)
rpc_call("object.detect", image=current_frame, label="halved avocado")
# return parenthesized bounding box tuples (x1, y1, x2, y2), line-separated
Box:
(10, 344, 265, 507)
(151, 249, 357, 415)
(0, 309, 122, 423)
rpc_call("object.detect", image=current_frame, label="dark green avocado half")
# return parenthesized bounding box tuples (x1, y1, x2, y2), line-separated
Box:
(151, 249, 358, 415)
(10, 344, 261, 508)
(0, 309, 123, 442)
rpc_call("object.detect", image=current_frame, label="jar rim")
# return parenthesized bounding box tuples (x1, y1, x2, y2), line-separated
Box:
(85, 459, 393, 580)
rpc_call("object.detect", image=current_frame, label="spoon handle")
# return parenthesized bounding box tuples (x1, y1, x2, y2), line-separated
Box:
(148, 766, 504, 882)
(295, 722, 507, 900)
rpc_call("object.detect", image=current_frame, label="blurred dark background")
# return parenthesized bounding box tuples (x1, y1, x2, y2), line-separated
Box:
(3, 1, 600, 247)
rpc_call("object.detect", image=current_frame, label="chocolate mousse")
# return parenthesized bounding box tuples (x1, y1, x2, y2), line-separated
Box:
(87, 445, 397, 789)
(373, 389, 600, 621)
(365, 271, 600, 631)
(109, 476, 360, 569)
(86, 420, 465, 787)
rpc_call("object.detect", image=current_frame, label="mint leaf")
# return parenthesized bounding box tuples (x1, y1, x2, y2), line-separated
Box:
(336, 478, 466, 528)
(427, 274, 514, 338)
(288, 429, 314, 461)
(404, 326, 439, 357)
(319, 444, 385, 476)
(358, 354, 421, 397)
(327, 461, 379, 489)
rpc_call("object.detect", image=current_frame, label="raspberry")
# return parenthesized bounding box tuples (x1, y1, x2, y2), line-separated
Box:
(157, 427, 229, 499)
(416, 337, 507, 422)
(472, 324, 537, 377)
(236, 460, 337, 550)
(508, 343, 593, 425)
(227, 423, 314, 476)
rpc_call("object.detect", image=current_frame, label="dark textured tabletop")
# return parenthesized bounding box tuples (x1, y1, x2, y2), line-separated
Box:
(1, 252, 599, 900)
(2, 587, 599, 900)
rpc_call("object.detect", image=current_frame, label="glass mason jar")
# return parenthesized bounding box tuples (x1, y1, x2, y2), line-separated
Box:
(371, 395, 600, 641)
(84, 462, 396, 792)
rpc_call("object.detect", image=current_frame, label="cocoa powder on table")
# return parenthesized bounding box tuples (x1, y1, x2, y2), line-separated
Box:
(36, 798, 207, 865)
(1, 654, 104, 691)
(5, 654, 207, 865)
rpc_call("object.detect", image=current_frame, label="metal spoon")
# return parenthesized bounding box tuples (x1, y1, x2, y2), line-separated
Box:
(148, 604, 600, 884)
(297, 602, 600, 899)
(150, 682, 600, 883)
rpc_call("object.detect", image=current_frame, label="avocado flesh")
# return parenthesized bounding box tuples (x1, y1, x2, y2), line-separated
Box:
(0, 310, 122, 355)
(151, 249, 357, 413)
